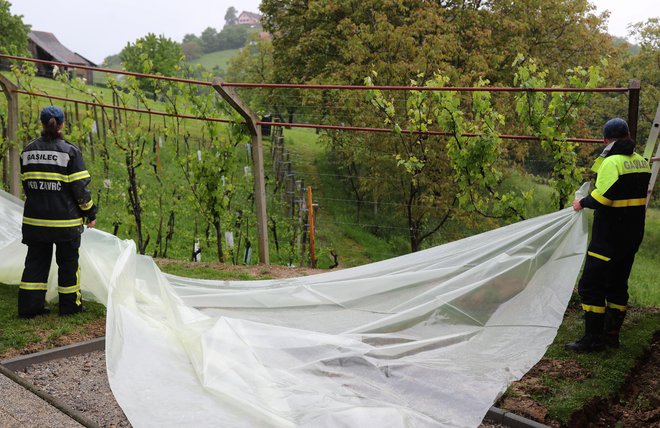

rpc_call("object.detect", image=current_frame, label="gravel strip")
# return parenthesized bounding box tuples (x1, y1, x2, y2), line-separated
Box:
(13, 349, 506, 427)
(15, 351, 130, 428)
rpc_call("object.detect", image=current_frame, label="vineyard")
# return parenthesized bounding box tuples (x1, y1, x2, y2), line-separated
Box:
(0, 55, 651, 270)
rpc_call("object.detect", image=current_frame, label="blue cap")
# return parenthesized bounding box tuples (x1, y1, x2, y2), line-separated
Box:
(40, 105, 65, 125)
(603, 118, 629, 139)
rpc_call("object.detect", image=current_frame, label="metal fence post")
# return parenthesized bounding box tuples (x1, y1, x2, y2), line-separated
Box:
(628, 79, 641, 141)
(0, 74, 20, 197)
(212, 77, 269, 265)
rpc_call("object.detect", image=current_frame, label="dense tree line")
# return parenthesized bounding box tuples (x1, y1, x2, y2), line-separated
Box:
(231, 0, 658, 252)
(180, 7, 258, 60)
(0, 0, 30, 57)
(181, 25, 251, 60)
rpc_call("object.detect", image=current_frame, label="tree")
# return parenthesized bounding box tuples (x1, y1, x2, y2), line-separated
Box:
(256, 0, 616, 251)
(513, 56, 603, 210)
(227, 36, 275, 109)
(217, 25, 249, 50)
(0, 0, 30, 57)
(102, 53, 122, 68)
(119, 33, 183, 92)
(181, 40, 203, 60)
(182, 33, 199, 44)
(200, 27, 220, 53)
(260, 0, 612, 86)
(225, 6, 238, 26)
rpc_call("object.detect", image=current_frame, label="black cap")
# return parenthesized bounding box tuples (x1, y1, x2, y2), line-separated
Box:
(40, 105, 65, 125)
(603, 118, 629, 139)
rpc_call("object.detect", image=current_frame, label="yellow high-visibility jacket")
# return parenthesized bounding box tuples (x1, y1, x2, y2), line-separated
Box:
(580, 138, 651, 258)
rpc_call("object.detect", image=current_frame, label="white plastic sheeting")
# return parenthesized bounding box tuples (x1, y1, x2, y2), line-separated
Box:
(0, 185, 589, 427)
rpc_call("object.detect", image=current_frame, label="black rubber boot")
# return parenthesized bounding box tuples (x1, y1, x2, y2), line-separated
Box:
(604, 307, 626, 348)
(18, 289, 50, 319)
(565, 311, 605, 353)
(18, 307, 51, 319)
(59, 291, 85, 316)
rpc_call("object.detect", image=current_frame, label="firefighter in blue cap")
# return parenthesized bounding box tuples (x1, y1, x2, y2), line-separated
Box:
(566, 118, 651, 352)
(18, 105, 97, 318)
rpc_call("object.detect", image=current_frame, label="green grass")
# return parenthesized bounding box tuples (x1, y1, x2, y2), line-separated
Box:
(0, 284, 106, 356)
(157, 263, 264, 281)
(629, 208, 660, 306)
(496, 207, 659, 423)
(501, 171, 557, 217)
(536, 304, 659, 422)
(186, 49, 241, 73)
(281, 127, 405, 266)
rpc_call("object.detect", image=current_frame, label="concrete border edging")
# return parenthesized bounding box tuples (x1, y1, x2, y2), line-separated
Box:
(1, 337, 105, 371)
(486, 406, 551, 428)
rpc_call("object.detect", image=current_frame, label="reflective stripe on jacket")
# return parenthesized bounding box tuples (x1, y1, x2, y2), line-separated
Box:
(20, 136, 97, 242)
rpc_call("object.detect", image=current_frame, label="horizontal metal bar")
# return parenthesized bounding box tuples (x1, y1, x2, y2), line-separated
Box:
(256, 121, 602, 143)
(14, 89, 232, 124)
(222, 82, 628, 93)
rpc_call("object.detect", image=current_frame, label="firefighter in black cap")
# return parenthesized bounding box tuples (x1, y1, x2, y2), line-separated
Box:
(18, 105, 97, 318)
(565, 118, 651, 352)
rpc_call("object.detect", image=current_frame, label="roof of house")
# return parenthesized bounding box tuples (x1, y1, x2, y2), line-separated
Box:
(238, 11, 262, 20)
(28, 31, 96, 66)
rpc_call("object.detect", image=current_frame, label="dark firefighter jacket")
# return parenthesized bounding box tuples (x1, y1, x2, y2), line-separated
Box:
(20, 136, 97, 243)
(580, 138, 651, 260)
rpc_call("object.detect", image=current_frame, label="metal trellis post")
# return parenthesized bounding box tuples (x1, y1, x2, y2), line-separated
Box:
(212, 77, 269, 265)
(628, 79, 641, 141)
(644, 102, 660, 207)
(0, 75, 21, 197)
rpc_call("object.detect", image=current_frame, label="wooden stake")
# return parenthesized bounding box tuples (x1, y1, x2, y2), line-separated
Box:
(307, 186, 317, 268)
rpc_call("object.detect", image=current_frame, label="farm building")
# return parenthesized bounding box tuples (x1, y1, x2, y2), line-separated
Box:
(238, 11, 262, 26)
(27, 31, 96, 84)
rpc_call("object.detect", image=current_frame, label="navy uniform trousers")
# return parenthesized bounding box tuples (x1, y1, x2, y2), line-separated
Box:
(18, 236, 82, 317)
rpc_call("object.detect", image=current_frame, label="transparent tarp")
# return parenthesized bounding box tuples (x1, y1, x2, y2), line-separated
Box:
(0, 185, 589, 427)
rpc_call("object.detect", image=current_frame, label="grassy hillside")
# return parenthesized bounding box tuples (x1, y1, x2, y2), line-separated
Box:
(186, 49, 241, 74)
(0, 72, 248, 262)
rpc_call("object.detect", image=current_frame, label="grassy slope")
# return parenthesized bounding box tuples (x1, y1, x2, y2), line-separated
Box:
(281, 127, 404, 267)
(629, 208, 660, 306)
(1, 72, 241, 261)
(185, 49, 241, 73)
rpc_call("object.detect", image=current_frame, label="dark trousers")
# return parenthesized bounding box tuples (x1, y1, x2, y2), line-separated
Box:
(578, 250, 636, 311)
(19, 237, 82, 316)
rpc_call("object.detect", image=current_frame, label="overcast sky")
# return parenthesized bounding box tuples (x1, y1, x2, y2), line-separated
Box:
(8, 0, 658, 65)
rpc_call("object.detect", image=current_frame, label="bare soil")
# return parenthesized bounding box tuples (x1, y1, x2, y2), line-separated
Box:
(155, 258, 328, 279)
(2, 261, 658, 427)
(564, 332, 659, 428)
(495, 332, 659, 427)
